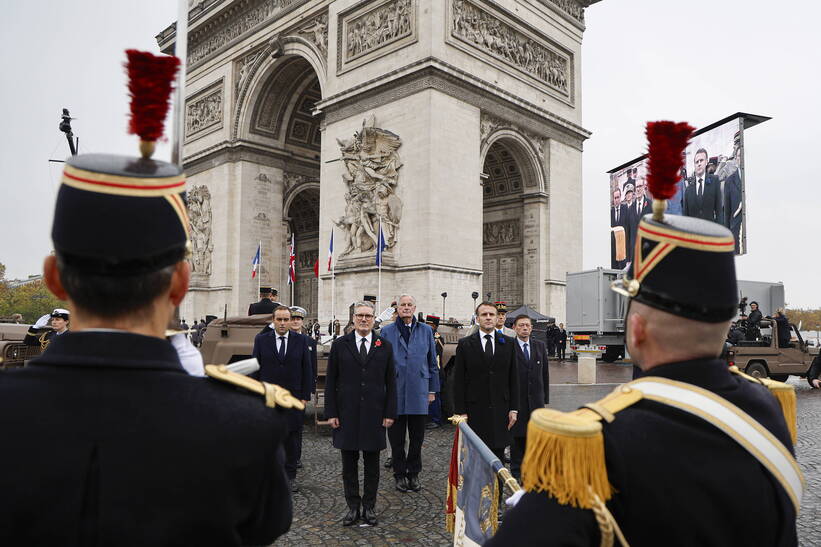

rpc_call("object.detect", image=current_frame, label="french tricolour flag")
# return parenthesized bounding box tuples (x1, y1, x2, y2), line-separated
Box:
(251, 243, 261, 278)
(327, 229, 334, 272)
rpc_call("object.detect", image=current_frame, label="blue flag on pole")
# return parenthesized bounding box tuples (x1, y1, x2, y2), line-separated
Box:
(376, 220, 387, 266)
(447, 420, 506, 545)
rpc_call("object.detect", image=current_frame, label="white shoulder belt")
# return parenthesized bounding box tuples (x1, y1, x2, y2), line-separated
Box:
(629, 377, 804, 512)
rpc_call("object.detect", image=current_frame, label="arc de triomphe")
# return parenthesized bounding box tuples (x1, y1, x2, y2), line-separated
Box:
(158, 0, 597, 323)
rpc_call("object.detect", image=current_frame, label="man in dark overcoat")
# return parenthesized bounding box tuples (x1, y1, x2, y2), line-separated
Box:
(252, 305, 313, 492)
(452, 301, 519, 459)
(0, 134, 294, 545)
(289, 305, 316, 470)
(324, 301, 397, 527)
(509, 314, 549, 480)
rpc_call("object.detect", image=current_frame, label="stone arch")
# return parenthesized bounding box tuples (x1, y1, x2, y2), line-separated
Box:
(234, 41, 326, 142)
(285, 184, 321, 317)
(481, 129, 546, 193)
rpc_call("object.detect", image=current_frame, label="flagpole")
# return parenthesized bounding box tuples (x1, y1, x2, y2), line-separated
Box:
(377, 217, 382, 312)
(290, 234, 295, 306)
(331, 229, 336, 322)
(257, 239, 261, 297)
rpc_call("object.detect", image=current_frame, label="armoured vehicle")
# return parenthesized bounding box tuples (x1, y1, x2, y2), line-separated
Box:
(0, 323, 44, 368)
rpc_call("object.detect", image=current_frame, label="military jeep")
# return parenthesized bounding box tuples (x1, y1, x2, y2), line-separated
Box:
(728, 319, 819, 381)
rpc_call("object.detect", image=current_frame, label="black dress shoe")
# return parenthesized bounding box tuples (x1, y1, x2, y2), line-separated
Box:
(362, 506, 378, 526)
(384, 456, 393, 468)
(395, 476, 409, 492)
(407, 475, 421, 492)
(289, 479, 299, 493)
(296, 460, 303, 469)
(342, 507, 360, 526)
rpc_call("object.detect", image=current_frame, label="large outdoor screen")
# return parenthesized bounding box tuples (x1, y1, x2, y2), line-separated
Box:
(607, 113, 764, 269)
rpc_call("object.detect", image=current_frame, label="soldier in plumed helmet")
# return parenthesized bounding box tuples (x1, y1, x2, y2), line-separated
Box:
(488, 121, 800, 546)
(0, 50, 300, 546)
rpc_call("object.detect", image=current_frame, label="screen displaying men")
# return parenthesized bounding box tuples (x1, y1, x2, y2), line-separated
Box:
(609, 116, 747, 268)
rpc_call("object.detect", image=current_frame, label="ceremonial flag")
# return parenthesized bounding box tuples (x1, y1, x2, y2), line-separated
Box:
(251, 243, 261, 278)
(313, 258, 319, 278)
(376, 221, 387, 267)
(327, 229, 334, 272)
(446, 420, 516, 546)
(287, 233, 296, 285)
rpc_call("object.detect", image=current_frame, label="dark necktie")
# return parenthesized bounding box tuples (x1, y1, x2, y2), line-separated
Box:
(278, 336, 286, 360)
(523, 342, 530, 362)
(484, 334, 493, 359)
(697, 178, 703, 198)
(360, 337, 368, 361)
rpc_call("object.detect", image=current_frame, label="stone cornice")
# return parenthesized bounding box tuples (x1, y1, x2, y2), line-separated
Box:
(183, 140, 319, 176)
(321, 262, 483, 278)
(315, 57, 590, 150)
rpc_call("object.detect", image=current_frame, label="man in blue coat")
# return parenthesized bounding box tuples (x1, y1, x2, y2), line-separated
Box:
(252, 306, 313, 492)
(379, 294, 440, 493)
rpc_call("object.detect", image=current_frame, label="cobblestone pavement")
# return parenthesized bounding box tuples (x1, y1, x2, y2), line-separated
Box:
(273, 363, 821, 546)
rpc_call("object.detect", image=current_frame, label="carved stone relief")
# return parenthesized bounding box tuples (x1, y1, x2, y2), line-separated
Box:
(481, 113, 546, 172)
(298, 250, 318, 270)
(451, 0, 571, 96)
(338, 0, 416, 73)
(539, 0, 585, 24)
(188, 185, 214, 276)
(187, 0, 311, 67)
(283, 171, 306, 193)
(299, 13, 329, 55)
(483, 220, 521, 247)
(334, 116, 403, 258)
(235, 49, 264, 100)
(185, 80, 223, 139)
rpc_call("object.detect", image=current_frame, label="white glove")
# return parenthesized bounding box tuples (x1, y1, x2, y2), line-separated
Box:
(505, 489, 525, 507)
(33, 314, 51, 329)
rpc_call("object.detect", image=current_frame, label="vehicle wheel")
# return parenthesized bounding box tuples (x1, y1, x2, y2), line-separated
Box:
(602, 347, 618, 363)
(769, 374, 789, 382)
(746, 361, 768, 379)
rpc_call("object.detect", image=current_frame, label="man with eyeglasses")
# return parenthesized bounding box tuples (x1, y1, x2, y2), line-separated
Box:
(324, 301, 397, 527)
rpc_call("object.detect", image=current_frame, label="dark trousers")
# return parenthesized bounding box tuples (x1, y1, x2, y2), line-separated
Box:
(547, 342, 556, 357)
(428, 393, 442, 424)
(388, 414, 426, 478)
(284, 428, 300, 479)
(341, 450, 380, 510)
(510, 435, 527, 481)
(558, 343, 566, 360)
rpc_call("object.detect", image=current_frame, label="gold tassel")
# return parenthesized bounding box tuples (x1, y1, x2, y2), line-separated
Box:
(521, 409, 612, 509)
(445, 512, 455, 534)
(490, 475, 500, 534)
(762, 379, 797, 445)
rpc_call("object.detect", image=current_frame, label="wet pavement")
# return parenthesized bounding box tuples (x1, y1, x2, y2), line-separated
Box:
(272, 360, 821, 546)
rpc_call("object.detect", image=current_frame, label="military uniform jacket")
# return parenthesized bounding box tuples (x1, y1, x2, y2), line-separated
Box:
(453, 331, 519, 449)
(324, 331, 397, 452)
(0, 331, 292, 547)
(248, 298, 277, 316)
(487, 358, 798, 546)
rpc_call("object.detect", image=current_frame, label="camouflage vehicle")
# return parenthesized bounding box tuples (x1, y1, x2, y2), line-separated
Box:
(0, 323, 45, 369)
(728, 319, 820, 381)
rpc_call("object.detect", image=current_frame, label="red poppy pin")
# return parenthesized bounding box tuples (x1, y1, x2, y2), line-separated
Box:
(375, 339, 382, 347)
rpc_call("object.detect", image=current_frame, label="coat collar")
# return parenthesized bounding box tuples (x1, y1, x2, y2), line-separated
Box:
(640, 358, 735, 391)
(345, 330, 381, 364)
(30, 331, 184, 372)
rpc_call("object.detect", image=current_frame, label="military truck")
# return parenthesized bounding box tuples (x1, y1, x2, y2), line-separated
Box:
(728, 319, 819, 381)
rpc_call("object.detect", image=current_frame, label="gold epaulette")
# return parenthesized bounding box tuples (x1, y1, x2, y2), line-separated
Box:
(521, 384, 643, 510)
(729, 366, 796, 444)
(204, 364, 305, 410)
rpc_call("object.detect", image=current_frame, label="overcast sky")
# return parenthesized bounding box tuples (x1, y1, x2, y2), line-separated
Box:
(2, 0, 819, 308)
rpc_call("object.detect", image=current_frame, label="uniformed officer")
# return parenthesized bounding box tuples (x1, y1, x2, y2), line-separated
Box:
(248, 286, 281, 315)
(24, 308, 70, 350)
(488, 121, 801, 546)
(0, 50, 300, 546)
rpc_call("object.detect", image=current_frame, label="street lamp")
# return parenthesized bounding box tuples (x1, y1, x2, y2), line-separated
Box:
(441, 292, 447, 320)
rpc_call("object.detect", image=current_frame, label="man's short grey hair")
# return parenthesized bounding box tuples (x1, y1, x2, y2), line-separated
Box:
(354, 301, 375, 311)
(396, 294, 416, 305)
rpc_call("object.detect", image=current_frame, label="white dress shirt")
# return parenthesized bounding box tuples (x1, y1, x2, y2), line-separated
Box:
(356, 331, 373, 353)
(479, 329, 496, 354)
(275, 331, 289, 355)
(517, 337, 531, 355)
